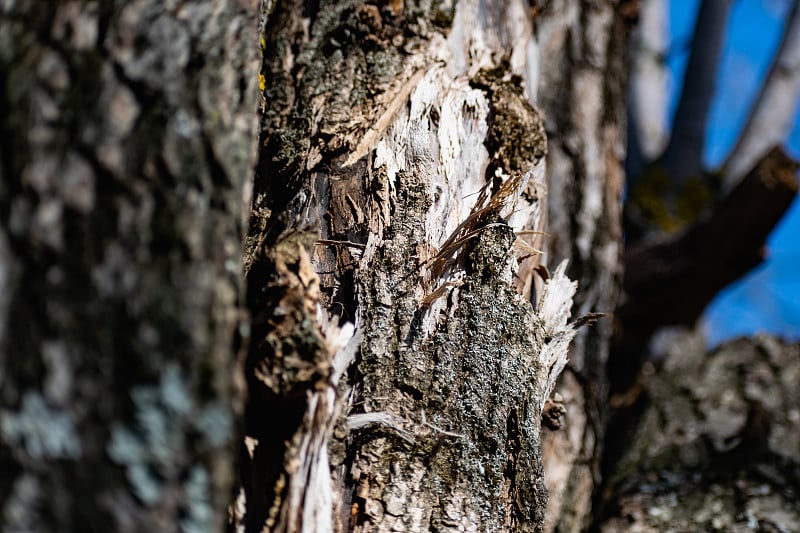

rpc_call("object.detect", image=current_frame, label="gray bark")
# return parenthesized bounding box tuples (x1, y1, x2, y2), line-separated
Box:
(606, 3, 800, 528)
(240, 0, 626, 531)
(599, 331, 800, 532)
(4, 0, 797, 531)
(0, 1, 260, 531)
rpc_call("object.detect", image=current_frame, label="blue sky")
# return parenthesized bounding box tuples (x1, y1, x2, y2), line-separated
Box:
(665, 0, 800, 345)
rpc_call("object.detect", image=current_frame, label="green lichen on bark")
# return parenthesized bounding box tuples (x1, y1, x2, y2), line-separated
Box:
(601, 333, 800, 532)
(471, 67, 547, 179)
(429, 232, 548, 528)
(350, 172, 548, 530)
(0, 1, 259, 530)
(627, 163, 720, 234)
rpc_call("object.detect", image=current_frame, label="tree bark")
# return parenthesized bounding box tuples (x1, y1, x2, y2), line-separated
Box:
(535, 2, 629, 531)
(0, 1, 260, 531)
(240, 0, 627, 532)
(3, 0, 798, 531)
(599, 331, 800, 532)
(611, 148, 798, 396)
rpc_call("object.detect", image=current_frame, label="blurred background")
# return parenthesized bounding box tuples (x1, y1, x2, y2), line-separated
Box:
(665, 0, 800, 345)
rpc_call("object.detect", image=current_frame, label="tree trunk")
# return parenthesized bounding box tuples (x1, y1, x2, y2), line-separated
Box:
(599, 332, 800, 532)
(537, 1, 630, 529)
(1, 0, 630, 530)
(241, 0, 628, 532)
(0, 1, 260, 531)
(3, 0, 798, 531)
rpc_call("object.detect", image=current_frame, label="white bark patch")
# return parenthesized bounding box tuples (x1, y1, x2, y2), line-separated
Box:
(372, 65, 495, 328)
(2, 474, 43, 532)
(572, 70, 605, 259)
(507, 165, 547, 237)
(111, 1, 191, 89)
(537, 260, 578, 409)
(446, 0, 535, 83)
(629, 0, 669, 158)
(42, 340, 73, 406)
(53, 2, 100, 50)
(275, 315, 358, 533)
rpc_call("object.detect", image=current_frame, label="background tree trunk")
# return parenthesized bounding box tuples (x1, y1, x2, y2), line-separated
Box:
(601, 0, 800, 530)
(241, 0, 628, 531)
(721, 0, 800, 191)
(534, 3, 629, 532)
(0, 1, 260, 531)
(598, 332, 800, 532)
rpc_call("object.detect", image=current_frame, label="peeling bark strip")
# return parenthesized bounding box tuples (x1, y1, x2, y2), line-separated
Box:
(0, 1, 260, 531)
(236, 227, 359, 533)
(242, 0, 594, 530)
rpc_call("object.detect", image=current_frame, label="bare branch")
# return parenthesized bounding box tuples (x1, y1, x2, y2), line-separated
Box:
(660, 0, 733, 182)
(722, 0, 800, 191)
(612, 148, 799, 394)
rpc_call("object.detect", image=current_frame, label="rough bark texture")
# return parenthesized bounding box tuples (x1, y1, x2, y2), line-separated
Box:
(3, 0, 797, 531)
(535, 3, 628, 532)
(238, 0, 627, 531)
(599, 332, 800, 532)
(0, 1, 260, 531)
